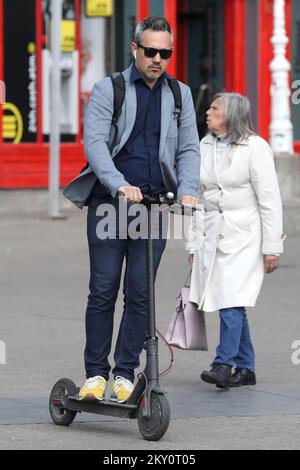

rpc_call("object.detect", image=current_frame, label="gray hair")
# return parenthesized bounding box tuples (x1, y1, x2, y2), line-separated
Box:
(134, 16, 173, 45)
(212, 92, 256, 144)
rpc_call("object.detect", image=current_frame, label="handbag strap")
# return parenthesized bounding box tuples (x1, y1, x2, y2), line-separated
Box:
(184, 269, 192, 288)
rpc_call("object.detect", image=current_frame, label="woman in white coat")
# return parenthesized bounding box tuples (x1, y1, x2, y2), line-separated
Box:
(187, 93, 285, 389)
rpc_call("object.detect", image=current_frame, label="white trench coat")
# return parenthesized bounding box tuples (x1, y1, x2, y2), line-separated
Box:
(187, 134, 285, 312)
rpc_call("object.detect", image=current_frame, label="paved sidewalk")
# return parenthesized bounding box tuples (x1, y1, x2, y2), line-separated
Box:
(0, 191, 300, 450)
(1, 416, 300, 450)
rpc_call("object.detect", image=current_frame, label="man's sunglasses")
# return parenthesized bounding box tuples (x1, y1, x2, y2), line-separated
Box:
(137, 44, 173, 60)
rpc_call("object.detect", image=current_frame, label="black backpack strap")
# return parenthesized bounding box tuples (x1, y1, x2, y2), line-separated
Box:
(166, 77, 182, 128)
(110, 72, 126, 129)
(109, 72, 126, 151)
(80, 72, 126, 174)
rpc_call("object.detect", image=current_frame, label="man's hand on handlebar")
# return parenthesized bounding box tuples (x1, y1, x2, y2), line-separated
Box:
(118, 186, 143, 203)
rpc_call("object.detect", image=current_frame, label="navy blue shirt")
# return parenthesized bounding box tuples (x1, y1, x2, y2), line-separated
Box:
(91, 64, 167, 199)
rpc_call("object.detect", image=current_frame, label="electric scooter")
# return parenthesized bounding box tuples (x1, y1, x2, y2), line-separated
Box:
(49, 192, 186, 441)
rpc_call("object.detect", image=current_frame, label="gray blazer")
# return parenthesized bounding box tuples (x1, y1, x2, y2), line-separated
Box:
(63, 65, 200, 208)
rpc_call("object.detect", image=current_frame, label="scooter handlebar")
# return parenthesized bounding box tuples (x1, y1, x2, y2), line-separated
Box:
(117, 191, 200, 214)
(117, 191, 175, 206)
(141, 192, 176, 206)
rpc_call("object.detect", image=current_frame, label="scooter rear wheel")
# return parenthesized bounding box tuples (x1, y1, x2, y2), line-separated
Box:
(137, 392, 170, 441)
(49, 378, 77, 426)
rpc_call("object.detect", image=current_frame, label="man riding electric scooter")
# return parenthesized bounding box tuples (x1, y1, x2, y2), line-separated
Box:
(57, 17, 200, 438)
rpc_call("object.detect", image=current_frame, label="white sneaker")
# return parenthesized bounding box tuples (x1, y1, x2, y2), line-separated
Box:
(111, 376, 134, 403)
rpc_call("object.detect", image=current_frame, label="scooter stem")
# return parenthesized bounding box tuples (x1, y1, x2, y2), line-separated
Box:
(147, 205, 156, 338)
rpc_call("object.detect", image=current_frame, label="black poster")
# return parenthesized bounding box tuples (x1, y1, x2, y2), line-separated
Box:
(4, 0, 37, 143)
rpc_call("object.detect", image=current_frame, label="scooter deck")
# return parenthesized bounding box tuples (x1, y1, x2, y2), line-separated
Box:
(62, 395, 138, 419)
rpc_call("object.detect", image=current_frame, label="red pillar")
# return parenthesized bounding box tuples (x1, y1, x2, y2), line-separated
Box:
(224, 0, 246, 94)
(258, 0, 292, 142)
(258, 0, 273, 141)
(285, 0, 298, 154)
(177, 0, 187, 84)
(75, 0, 82, 143)
(164, 0, 177, 77)
(137, 0, 150, 22)
(35, 0, 42, 144)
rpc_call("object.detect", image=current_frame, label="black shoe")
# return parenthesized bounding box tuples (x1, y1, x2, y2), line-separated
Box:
(230, 368, 256, 387)
(201, 364, 232, 389)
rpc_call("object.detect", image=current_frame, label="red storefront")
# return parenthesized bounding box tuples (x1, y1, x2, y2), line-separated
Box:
(0, 0, 298, 189)
(0, 0, 84, 188)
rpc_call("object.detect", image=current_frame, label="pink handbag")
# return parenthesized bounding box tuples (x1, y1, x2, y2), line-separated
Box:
(165, 276, 208, 351)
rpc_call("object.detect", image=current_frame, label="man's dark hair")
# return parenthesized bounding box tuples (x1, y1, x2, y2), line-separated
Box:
(134, 16, 173, 45)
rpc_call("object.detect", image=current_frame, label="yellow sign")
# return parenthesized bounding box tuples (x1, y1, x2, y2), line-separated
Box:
(61, 20, 76, 52)
(2, 102, 23, 144)
(27, 42, 36, 54)
(86, 0, 113, 17)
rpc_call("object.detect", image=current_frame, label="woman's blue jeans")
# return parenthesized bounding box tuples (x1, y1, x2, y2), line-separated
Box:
(213, 307, 255, 371)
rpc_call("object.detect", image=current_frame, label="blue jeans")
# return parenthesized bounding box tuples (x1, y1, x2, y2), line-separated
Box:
(84, 200, 167, 382)
(213, 307, 255, 371)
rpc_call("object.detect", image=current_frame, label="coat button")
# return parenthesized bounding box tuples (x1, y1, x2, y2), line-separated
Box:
(218, 185, 222, 190)
(219, 234, 224, 239)
(219, 208, 223, 213)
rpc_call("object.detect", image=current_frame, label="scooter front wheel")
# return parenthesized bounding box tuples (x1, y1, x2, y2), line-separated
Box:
(49, 378, 77, 426)
(137, 392, 170, 441)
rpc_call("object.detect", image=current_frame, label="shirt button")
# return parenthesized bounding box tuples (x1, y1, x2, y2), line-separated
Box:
(219, 234, 224, 239)
(219, 208, 223, 213)
(218, 185, 222, 190)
